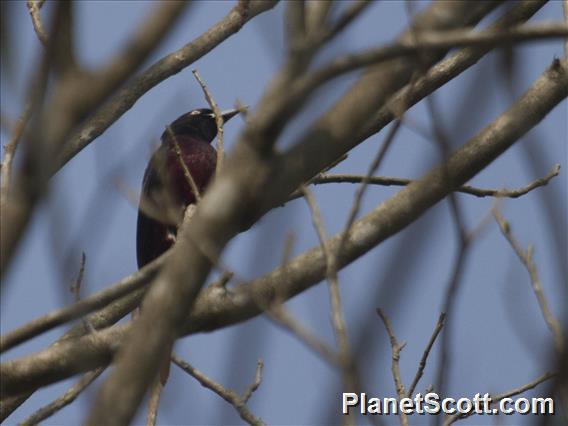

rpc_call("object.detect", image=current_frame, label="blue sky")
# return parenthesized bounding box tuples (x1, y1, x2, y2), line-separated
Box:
(1, 1, 566, 425)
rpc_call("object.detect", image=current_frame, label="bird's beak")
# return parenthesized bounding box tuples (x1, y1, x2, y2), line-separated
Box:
(220, 108, 241, 123)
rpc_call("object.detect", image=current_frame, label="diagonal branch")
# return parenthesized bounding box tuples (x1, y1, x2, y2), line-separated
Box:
(301, 186, 357, 397)
(407, 312, 446, 398)
(3, 57, 565, 401)
(377, 309, 408, 426)
(19, 367, 105, 426)
(305, 163, 561, 199)
(443, 371, 556, 425)
(493, 209, 564, 355)
(57, 1, 279, 171)
(172, 355, 264, 426)
(1, 2, 553, 359)
(26, 0, 47, 46)
(265, 1, 547, 212)
(3, 5, 561, 418)
(192, 69, 226, 173)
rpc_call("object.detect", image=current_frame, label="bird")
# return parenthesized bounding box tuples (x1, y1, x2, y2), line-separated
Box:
(135, 108, 239, 390)
(136, 108, 240, 269)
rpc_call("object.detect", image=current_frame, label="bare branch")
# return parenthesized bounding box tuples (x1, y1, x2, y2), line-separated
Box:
(286, 0, 305, 54)
(146, 379, 164, 426)
(2, 59, 566, 400)
(263, 231, 341, 368)
(305, 0, 332, 35)
(407, 313, 446, 397)
(268, 1, 547, 203)
(493, 209, 564, 355)
(26, 0, 47, 46)
(58, 1, 278, 171)
(443, 371, 556, 425)
(306, 164, 561, 199)
(301, 186, 357, 393)
(95, 1, 190, 102)
(192, 69, 225, 173)
(317, 0, 372, 45)
(376, 309, 408, 426)
(172, 355, 264, 426)
(242, 359, 264, 403)
(0, 253, 164, 354)
(70, 252, 86, 303)
(338, 120, 402, 251)
(0, 103, 32, 208)
(1, 1, 190, 277)
(1, 1, 73, 280)
(19, 367, 105, 426)
(266, 304, 341, 367)
(300, 23, 568, 94)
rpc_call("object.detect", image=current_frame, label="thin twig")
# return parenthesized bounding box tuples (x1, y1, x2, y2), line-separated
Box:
(166, 125, 201, 202)
(298, 23, 568, 94)
(376, 309, 409, 426)
(313, 120, 403, 409)
(242, 359, 264, 403)
(339, 120, 402, 250)
(407, 312, 446, 397)
(146, 379, 164, 426)
(58, 1, 277, 171)
(300, 187, 356, 390)
(0, 237, 243, 356)
(192, 69, 225, 173)
(305, 164, 561, 198)
(301, 185, 359, 426)
(4, 17, 564, 420)
(314, 0, 372, 46)
(4, 55, 567, 400)
(20, 367, 105, 425)
(262, 230, 341, 368)
(443, 371, 556, 425)
(68, 252, 94, 334)
(267, 304, 341, 367)
(272, 1, 547, 216)
(0, 253, 165, 354)
(410, 6, 473, 398)
(26, 0, 48, 46)
(70, 252, 86, 303)
(493, 209, 564, 355)
(172, 355, 265, 426)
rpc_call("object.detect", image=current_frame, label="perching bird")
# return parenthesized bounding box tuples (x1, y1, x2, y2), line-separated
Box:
(136, 108, 240, 269)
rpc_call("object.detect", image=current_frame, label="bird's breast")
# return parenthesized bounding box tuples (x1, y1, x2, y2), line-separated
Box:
(166, 136, 217, 206)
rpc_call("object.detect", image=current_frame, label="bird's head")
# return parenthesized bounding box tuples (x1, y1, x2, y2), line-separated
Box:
(165, 108, 240, 143)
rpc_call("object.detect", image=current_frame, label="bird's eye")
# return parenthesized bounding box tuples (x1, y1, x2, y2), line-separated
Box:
(190, 110, 201, 116)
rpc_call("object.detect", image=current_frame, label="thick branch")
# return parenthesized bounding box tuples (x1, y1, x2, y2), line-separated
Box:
(264, 0, 546, 212)
(84, 4, 501, 424)
(57, 1, 278, 171)
(2, 58, 565, 400)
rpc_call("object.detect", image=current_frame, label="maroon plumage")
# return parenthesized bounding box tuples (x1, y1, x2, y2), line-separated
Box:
(136, 108, 239, 269)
